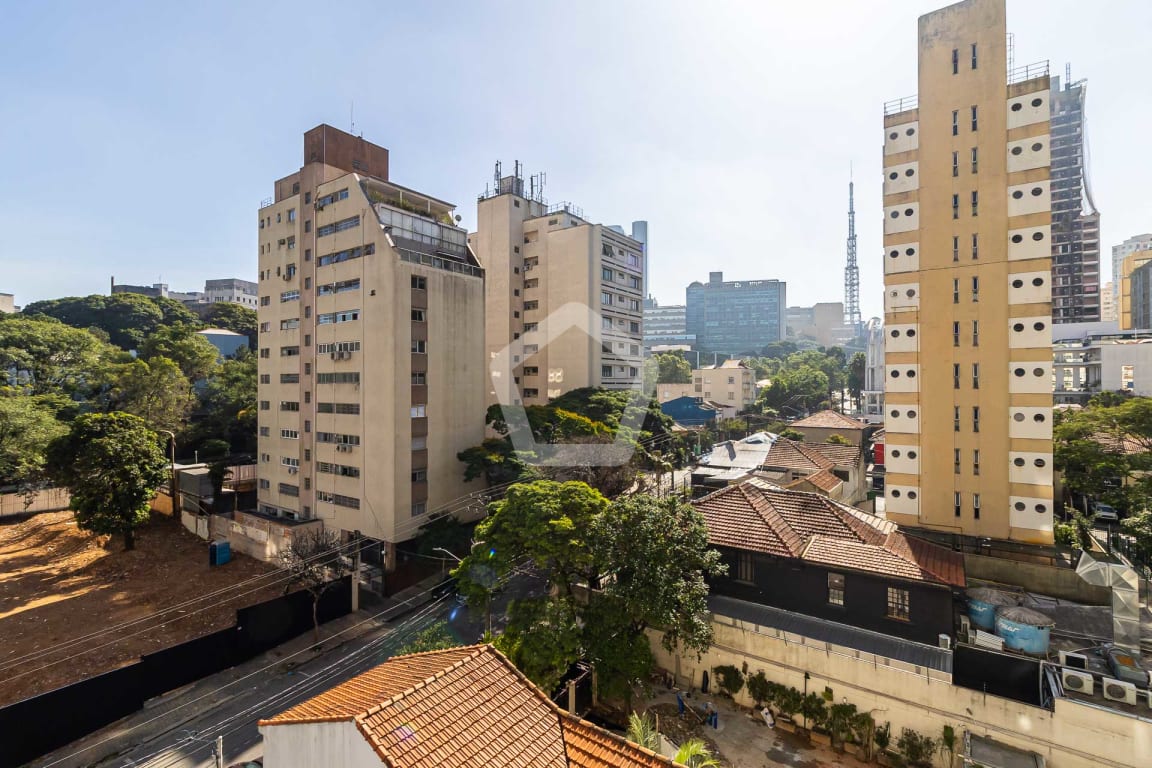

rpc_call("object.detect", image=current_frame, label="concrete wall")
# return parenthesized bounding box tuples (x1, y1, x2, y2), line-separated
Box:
(963, 553, 1110, 605)
(651, 610, 1152, 768)
(261, 720, 381, 768)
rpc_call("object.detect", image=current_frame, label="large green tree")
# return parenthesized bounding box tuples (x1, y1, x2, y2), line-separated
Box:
(1055, 397, 1152, 513)
(847, 352, 866, 410)
(756, 365, 830, 415)
(192, 347, 258, 455)
(47, 412, 169, 550)
(0, 396, 67, 490)
(140, 326, 220, 381)
(23, 294, 167, 350)
(108, 357, 197, 432)
(152, 296, 202, 328)
(204, 302, 258, 349)
(0, 315, 115, 397)
(653, 352, 692, 384)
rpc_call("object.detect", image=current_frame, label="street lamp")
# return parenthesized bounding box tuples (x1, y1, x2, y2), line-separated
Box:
(156, 429, 177, 516)
(435, 546, 493, 637)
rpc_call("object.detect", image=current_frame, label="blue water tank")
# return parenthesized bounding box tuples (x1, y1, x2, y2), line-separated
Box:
(209, 540, 232, 566)
(966, 588, 1016, 631)
(995, 606, 1053, 656)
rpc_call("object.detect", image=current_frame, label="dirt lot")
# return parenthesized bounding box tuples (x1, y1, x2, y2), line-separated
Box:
(0, 511, 283, 706)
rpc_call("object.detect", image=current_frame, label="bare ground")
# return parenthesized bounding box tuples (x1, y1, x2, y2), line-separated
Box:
(0, 511, 282, 706)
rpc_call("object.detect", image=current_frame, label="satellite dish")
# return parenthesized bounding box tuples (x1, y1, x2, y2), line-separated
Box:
(455, 215, 462, 223)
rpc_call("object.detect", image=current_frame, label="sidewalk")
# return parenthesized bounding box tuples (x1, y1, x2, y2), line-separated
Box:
(34, 573, 447, 768)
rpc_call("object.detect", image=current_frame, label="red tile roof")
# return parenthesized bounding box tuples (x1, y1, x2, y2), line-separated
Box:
(804, 442, 863, 467)
(791, 410, 868, 430)
(763, 439, 834, 472)
(784, 469, 843, 493)
(695, 481, 965, 587)
(260, 645, 682, 767)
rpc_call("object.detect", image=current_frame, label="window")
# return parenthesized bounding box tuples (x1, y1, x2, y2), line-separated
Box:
(952, 236, 959, 262)
(602, 267, 613, 281)
(973, 493, 981, 519)
(259, 479, 270, 490)
(411, 372, 426, 386)
(970, 105, 978, 131)
(951, 48, 958, 75)
(280, 318, 299, 330)
(973, 449, 980, 476)
(412, 436, 427, 450)
(411, 470, 427, 483)
(952, 194, 959, 219)
(316, 188, 349, 207)
(260, 296, 270, 306)
(305, 249, 311, 262)
(259, 426, 270, 437)
(318, 309, 360, 324)
(953, 363, 960, 388)
(952, 110, 958, 136)
(319, 244, 374, 267)
(411, 340, 426, 354)
(735, 552, 754, 583)
(827, 573, 845, 606)
(973, 406, 980, 433)
(971, 233, 979, 260)
(317, 462, 360, 478)
(316, 432, 359, 445)
(260, 400, 270, 411)
(601, 291, 612, 305)
(410, 405, 426, 418)
(280, 290, 300, 303)
(971, 147, 978, 173)
(952, 151, 959, 177)
(411, 276, 426, 290)
(260, 374, 270, 384)
(317, 279, 361, 296)
(887, 587, 910, 621)
(281, 429, 300, 439)
(280, 373, 300, 384)
(972, 363, 980, 389)
(954, 406, 961, 432)
(286, 236, 296, 250)
(281, 457, 300, 468)
(316, 372, 360, 384)
(955, 492, 962, 517)
(412, 502, 427, 517)
(971, 43, 978, 69)
(954, 448, 961, 473)
(971, 190, 978, 216)
(280, 346, 300, 357)
(971, 276, 979, 302)
(411, 309, 426, 322)
(952, 280, 959, 304)
(630, 321, 640, 334)
(601, 365, 612, 379)
(523, 300, 539, 311)
(317, 216, 360, 237)
(280, 401, 300, 411)
(304, 220, 311, 233)
(317, 341, 360, 354)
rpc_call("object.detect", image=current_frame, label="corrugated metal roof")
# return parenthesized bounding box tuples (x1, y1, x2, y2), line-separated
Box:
(708, 594, 953, 673)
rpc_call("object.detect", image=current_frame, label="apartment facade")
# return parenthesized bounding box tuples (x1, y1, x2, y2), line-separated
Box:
(0, 293, 14, 314)
(471, 168, 644, 407)
(786, 301, 856, 347)
(686, 271, 786, 354)
(1100, 281, 1116, 322)
(1049, 72, 1100, 323)
(205, 278, 259, 309)
(1053, 322, 1152, 404)
(882, 0, 1054, 544)
(1117, 247, 1152, 330)
(1111, 233, 1152, 295)
(1130, 259, 1152, 331)
(642, 298, 694, 351)
(256, 125, 484, 559)
(861, 318, 885, 424)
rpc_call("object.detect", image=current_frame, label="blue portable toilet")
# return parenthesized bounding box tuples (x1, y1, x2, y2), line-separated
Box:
(209, 540, 232, 566)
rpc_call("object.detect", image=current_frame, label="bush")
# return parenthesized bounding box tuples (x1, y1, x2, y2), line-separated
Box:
(800, 692, 828, 730)
(776, 687, 803, 721)
(897, 728, 937, 768)
(874, 722, 892, 753)
(1053, 522, 1076, 547)
(713, 664, 745, 698)
(746, 670, 770, 706)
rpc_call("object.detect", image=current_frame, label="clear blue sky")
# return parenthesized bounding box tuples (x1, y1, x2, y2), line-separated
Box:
(2, 0, 1149, 318)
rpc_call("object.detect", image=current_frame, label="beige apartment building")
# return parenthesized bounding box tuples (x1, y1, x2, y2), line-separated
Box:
(656, 360, 757, 410)
(882, 0, 1054, 544)
(470, 166, 644, 406)
(1117, 248, 1152, 330)
(256, 125, 485, 561)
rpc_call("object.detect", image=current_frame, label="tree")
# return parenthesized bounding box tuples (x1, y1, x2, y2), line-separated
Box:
(626, 712, 660, 751)
(0, 315, 115, 397)
(756, 365, 829, 415)
(108, 357, 196, 432)
(458, 438, 536, 485)
(673, 740, 721, 768)
(195, 347, 257, 455)
(140, 326, 220, 381)
(397, 621, 458, 654)
(746, 670, 770, 707)
(0, 395, 67, 491)
(152, 296, 202, 328)
(204, 302, 258, 349)
(1054, 397, 1152, 513)
(847, 352, 866, 411)
(712, 664, 745, 699)
(1121, 510, 1152, 568)
(826, 433, 852, 445)
(47, 412, 168, 550)
(827, 702, 858, 749)
(653, 352, 692, 384)
(279, 528, 352, 644)
(23, 294, 166, 350)
(897, 728, 937, 768)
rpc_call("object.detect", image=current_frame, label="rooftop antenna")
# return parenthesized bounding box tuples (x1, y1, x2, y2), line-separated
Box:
(350, 101, 355, 135)
(844, 169, 862, 334)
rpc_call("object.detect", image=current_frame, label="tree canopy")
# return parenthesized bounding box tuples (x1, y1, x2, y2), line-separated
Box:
(0, 315, 118, 397)
(47, 412, 169, 550)
(140, 325, 220, 381)
(203, 302, 257, 349)
(23, 294, 168, 350)
(0, 395, 68, 490)
(107, 357, 197, 433)
(1054, 396, 1152, 513)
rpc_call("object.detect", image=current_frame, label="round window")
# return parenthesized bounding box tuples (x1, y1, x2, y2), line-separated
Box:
(907, 410, 917, 418)
(904, 208, 914, 216)
(891, 449, 901, 458)
(890, 370, 900, 378)
(891, 329, 900, 338)
(905, 128, 915, 136)
(1031, 187, 1043, 196)
(907, 329, 916, 337)
(1034, 458, 1046, 467)
(1012, 190, 1024, 199)
(1031, 142, 1043, 151)
(891, 490, 901, 498)
(1014, 458, 1026, 467)
(905, 247, 915, 256)
(890, 211, 899, 219)
(1032, 277, 1044, 286)
(889, 172, 898, 180)
(1013, 413, 1025, 422)
(907, 370, 916, 378)
(1036, 504, 1047, 513)
(1011, 146, 1023, 156)
(1011, 102, 1023, 111)
(1011, 234, 1023, 244)
(1033, 321, 1045, 331)
(890, 410, 900, 418)
(1033, 368, 1045, 377)
(1013, 323, 1025, 332)
(1031, 97, 1043, 107)
(1014, 502, 1026, 511)
(907, 450, 917, 459)
(1033, 413, 1045, 423)
(889, 132, 898, 140)
(889, 250, 899, 258)
(1032, 231, 1045, 241)
(908, 491, 918, 500)
(1014, 368, 1026, 377)
(906, 289, 916, 298)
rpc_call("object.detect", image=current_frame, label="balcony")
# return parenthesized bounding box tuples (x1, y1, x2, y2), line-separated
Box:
(883, 95, 918, 116)
(1007, 60, 1049, 86)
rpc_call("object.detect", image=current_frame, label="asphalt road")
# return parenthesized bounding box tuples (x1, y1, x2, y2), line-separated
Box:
(107, 601, 454, 768)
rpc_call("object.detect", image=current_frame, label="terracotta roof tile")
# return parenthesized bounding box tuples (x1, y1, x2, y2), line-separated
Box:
(260, 645, 680, 767)
(762, 439, 834, 473)
(695, 482, 965, 587)
(804, 443, 863, 467)
(791, 410, 868, 430)
(790, 469, 842, 492)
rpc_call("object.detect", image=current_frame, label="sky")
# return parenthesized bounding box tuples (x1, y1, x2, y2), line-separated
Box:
(2, 0, 1149, 319)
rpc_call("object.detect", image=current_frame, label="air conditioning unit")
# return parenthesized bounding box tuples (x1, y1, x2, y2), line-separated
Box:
(1059, 651, 1089, 670)
(287, 467, 297, 475)
(1102, 678, 1138, 705)
(330, 352, 338, 360)
(938, 633, 952, 650)
(278, 238, 287, 245)
(973, 629, 1003, 651)
(1061, 669, 1094, 695)
(337, 351, 347, 360)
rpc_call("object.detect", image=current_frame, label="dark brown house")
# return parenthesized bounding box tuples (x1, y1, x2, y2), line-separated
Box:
(695, 478, 966, 645)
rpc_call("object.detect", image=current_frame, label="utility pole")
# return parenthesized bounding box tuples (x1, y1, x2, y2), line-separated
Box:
(351, 530, 361, 613)
(214, 736, 224, 768)
(158, 430, 177, 515)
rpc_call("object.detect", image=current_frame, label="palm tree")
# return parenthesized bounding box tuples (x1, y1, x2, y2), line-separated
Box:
(626, 712, 660, 751)
(673, 739, 721, 768)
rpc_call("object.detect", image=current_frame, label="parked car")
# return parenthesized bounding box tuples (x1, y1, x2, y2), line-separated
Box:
(1093, 504, 1120, 524)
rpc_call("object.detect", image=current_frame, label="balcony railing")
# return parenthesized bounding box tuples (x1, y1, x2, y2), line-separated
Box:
(259, 197, 274, 210)
(1008, 60, 1049, 85)
(883, 95, 918, 116)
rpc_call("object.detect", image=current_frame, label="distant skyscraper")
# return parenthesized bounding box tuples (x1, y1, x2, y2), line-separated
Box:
(1049, 69, 1100, 323)
(1113, 233, 1152, 291)
(685, 271, 786, 354)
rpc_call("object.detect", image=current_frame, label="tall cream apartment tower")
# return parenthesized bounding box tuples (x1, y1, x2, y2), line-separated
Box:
(256, 125, 485, 561)
(470, 165, 644, 406)
(883, 0, 1054, 545)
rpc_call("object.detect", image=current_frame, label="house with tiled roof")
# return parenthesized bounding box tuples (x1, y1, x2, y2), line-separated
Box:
(790, 410, 870, 447)
(694, 479, 965, 645)
(696, 433, 867, 503)
(259, 645, 681, 768)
